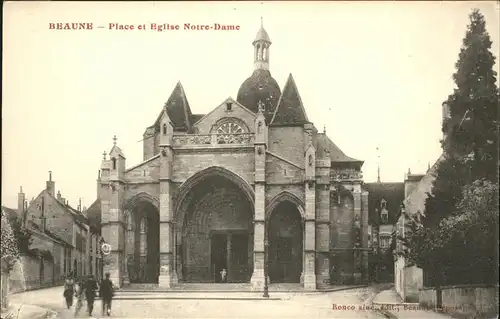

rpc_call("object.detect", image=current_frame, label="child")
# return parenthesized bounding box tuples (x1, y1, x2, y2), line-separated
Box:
(74, 278, 86, 316)
(220, 268, 227, 283)
(63, 276, 75, 309)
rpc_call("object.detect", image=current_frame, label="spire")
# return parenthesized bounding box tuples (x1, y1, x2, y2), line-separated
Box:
(253, 18, 271, 71)
(270, 74, 309, 126)
(376, 147, 381, 183)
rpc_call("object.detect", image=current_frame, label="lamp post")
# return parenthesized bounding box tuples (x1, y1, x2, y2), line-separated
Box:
(263, 238, 269, 298)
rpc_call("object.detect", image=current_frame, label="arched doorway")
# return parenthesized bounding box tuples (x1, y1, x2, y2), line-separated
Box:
(177, 170, 254, 283)
(124, 198, 160, 284)
(268, 200, 303, 283)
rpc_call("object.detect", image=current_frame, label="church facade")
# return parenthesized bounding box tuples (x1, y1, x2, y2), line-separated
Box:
(95, 24, 370, 290)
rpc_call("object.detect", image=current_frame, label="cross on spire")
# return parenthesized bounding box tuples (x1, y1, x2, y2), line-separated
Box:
(376, 146, 381, 183)
(102, 151, 107, 160)
(113, 135, 117, 145)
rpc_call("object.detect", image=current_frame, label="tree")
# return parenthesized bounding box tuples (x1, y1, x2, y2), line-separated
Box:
(428, 8, 499, 227)
(1, 209, 19, 272)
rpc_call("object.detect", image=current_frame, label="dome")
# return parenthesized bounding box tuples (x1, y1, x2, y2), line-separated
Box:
(236, 69, 281, 117)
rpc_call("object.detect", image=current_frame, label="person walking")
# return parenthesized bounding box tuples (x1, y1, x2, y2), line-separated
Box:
(74, 278, 86, 317)
(62, 276, 75, 309)
(85, 275, 99, 316)
(99, 272, 115, 316)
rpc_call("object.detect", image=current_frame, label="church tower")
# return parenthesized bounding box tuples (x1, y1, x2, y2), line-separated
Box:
(253, 18, 271, 71)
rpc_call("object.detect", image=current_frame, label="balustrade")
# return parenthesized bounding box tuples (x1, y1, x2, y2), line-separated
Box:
(330, 170, 363, 181)
(172, 133, 255, 146)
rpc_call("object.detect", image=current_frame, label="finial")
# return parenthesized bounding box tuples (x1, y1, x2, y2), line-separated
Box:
(260, 16, 263, 28)
(102, 151, 107, 160)
(20, 186, 23, 193)
(376, 147, 381, 183)
(49, 171, 52, 181)
(427, 162, 431, 171)
(407, 168, 411, 175)
(323, 125, 326, 134)
(113, 135, 117, 145)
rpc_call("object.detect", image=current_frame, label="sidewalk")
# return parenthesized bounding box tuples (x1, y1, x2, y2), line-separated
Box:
(372, 289, 454, 319)
(1, 303, 56, 319)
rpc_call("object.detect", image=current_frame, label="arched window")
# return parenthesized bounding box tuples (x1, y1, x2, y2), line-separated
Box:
(163, 123, 167, 135)
(112, 158, 117, 170)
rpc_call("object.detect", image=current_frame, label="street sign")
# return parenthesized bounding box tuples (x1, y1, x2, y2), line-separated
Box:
(101, 243, 111, 255)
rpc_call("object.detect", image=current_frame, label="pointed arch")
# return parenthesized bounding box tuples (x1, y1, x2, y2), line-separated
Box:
(266, 191, 305, 221)
(123, 192, 160, 211)
(174, 166, 255, 227)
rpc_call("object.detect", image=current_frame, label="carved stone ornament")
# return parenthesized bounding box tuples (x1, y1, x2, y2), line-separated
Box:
(257, 147, 262, 155)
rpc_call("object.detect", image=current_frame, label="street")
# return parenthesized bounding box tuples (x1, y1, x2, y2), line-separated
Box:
(7, 286, 387, 318)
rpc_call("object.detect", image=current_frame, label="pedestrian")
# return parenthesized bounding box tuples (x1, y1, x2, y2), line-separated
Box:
(99, 272, 115, 316)
(85, 274, 99, 316)
(220, 268, 227, 283)
(63, 276, 75, 309)
(74, 278, 86, 316)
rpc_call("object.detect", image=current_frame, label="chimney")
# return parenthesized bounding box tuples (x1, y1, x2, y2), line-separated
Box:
(82, 206, 87, 214)
(46, 171, 55, 196)
(18, 186, 26, 216)
(78, 198, 82, 212)
(57, 190, 62, 201)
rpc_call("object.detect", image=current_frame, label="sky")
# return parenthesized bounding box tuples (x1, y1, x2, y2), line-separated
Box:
(2, 1, 499, 209)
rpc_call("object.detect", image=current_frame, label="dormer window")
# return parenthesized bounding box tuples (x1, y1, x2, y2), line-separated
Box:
(163, 123, 167, 135)
(112, 157, 117, 170)
(381, 208, 389, 224)
(226, 102, 232, 111)
(381, 198, 387, 209)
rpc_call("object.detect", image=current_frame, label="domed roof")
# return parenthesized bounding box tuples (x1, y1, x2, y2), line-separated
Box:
(236, 69, 281, 120)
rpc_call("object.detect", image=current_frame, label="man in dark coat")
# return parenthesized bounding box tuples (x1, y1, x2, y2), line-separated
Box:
(85, 274, 99, 316)
(99, 272, 115, 316)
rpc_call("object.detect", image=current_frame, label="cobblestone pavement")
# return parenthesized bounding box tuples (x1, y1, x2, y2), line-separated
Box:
(8, 286, 386, 319)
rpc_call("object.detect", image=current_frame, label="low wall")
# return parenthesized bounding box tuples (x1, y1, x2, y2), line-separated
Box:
(420, 284, 499, 318)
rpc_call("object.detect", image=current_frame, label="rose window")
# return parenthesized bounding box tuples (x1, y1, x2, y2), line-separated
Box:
(216, 121, 244, 144)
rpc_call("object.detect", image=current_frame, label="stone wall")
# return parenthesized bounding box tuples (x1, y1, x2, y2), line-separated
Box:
(419, 285, 499, 318)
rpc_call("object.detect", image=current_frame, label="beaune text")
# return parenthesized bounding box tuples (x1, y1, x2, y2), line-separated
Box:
(48, 22, 241, 31)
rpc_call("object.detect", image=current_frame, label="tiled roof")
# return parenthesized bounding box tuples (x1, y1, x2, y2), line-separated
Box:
(162, 81, 193, 131)
(314, 133, 363, 164)
(270, 74, 309, 126)
(364, 183, 405, 225)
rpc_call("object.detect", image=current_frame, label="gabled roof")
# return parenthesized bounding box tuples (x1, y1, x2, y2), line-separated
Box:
(270, 74, 309, 126)
(314, 132, 363, 165)
(364, 183, 405, 225)
(155, 81, 193, 132)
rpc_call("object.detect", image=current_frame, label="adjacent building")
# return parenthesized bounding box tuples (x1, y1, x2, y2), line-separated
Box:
(6, 172, 103, 291)
(90, 23, 372, 290)
(364, 181, 405, 283)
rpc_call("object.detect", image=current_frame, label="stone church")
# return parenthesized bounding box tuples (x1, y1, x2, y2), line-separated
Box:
(92, 23, 370, 290)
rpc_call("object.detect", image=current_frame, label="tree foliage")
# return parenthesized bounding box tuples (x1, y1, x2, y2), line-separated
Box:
(400, 9, 499, 286)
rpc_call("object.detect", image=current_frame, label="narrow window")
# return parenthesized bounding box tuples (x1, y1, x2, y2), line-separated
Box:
(112, 158, 117, 170)
(226, 102, 232, 111)
(163, 123, 167, 135)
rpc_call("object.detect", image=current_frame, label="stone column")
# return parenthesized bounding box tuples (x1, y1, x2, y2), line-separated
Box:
(251, 183, 265, 290)
(304, 181, 317, 290)
(315, 158, 331, 289)
(251, 108, 267, 290)
(101, 184, 125, 287)
(159, 145, 176, 288)
(353, 190, 362, 284)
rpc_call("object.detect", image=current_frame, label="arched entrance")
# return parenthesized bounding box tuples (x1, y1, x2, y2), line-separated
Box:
(124, 197, 160, 284)
(267, 198, 303, 283)
(176, 168, 254, 283)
